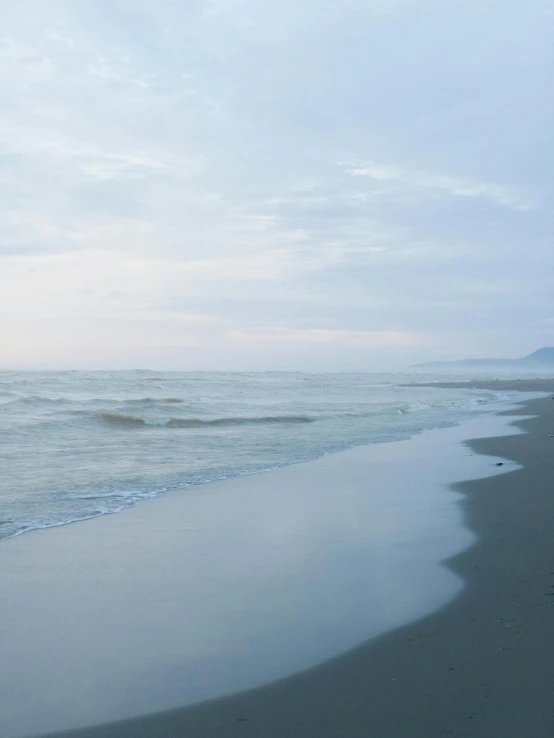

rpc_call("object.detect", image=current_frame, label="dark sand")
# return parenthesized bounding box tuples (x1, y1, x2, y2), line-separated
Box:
(41, 380, 554, 738)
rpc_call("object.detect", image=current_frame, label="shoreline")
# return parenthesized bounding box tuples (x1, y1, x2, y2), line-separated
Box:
(4, 380, 554, 737)
(57, 384, 554, 738)
(1, 380, 519, 546)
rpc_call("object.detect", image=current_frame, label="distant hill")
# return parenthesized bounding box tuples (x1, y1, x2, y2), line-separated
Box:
(413, 347, 554, 369)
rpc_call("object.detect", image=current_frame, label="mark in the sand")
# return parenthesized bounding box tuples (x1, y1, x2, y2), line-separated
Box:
(406, 633, 431, 642)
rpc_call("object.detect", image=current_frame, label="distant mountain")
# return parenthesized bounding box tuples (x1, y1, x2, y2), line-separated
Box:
(523, 347, 554, 363)
(413, 347, 554, 369)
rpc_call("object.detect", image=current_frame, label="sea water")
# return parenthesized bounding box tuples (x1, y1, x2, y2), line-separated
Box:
(0, 370, 520, 541)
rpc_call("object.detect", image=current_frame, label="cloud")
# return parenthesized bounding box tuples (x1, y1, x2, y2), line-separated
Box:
(227, 328, 424, 348)
(348, 163, 534, 211)
(0, 0, 553, 368)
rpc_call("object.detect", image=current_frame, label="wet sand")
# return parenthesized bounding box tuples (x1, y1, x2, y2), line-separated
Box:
(10, 380, 554, 737)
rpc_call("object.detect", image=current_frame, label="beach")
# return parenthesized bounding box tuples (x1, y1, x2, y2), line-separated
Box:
(3, 0, 552, 733)
(3, 380, 554, 737)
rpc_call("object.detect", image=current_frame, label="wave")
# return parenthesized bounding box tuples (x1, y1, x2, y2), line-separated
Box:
(88, 396, 185, 406)
(166, 414, 314, 428)
(1, 395, 69, 408)
(97, 411, 146, 426)
(120, 397, 184, 405)
(94, 412, 314, 428)
(1, 395, 186, 413)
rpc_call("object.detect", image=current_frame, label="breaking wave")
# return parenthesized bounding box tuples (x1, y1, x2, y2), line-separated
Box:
(95, 412, 314, 428)
(166, 415, 314, 428)
(97, 412, 146, 426)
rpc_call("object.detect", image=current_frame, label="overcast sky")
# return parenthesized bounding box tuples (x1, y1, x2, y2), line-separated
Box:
(1, 0, 553, 370)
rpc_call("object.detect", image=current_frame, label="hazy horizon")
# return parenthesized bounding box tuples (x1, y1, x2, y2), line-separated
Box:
(1, 0, 553, 371)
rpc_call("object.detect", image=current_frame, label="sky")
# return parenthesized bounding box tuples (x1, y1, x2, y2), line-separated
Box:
(1, 0, 553, 371)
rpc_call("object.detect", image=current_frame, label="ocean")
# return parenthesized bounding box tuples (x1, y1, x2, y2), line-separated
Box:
(0, 370, 518, 542)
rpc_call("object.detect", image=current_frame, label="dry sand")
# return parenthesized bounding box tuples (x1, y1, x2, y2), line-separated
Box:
(14, 380, 554, 737)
